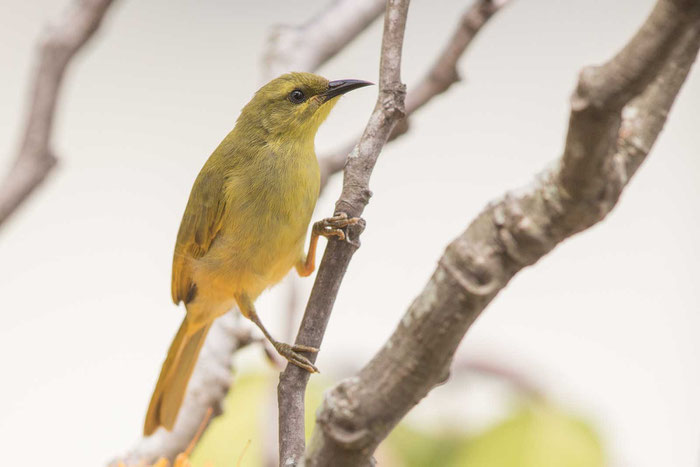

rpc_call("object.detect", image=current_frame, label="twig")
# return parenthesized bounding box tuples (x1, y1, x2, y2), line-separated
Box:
(262, 0, 386, 80)
(405, 0, 511, 115)
(0, 0, 114, 228)
(304, 1, 700, 465)
(319, 0, 512, 189)
(276, 0, 410, 465)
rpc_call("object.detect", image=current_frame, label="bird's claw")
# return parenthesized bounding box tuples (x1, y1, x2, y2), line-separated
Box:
(313, 213, 360, 242)
(274, 341, 319, 373)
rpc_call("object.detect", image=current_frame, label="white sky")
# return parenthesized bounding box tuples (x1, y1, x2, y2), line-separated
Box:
(0, 0, 698, 466)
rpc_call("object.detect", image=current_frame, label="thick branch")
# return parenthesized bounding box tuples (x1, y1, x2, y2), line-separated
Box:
(277, 1, 410, 465)
(305, 2, 700, 465)
(262, 0, 385, 80)
(0, 0, 114, 228)
(319, 0, 511, 189)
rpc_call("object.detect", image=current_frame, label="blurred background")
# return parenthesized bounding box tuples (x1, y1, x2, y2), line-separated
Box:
(1, 0, 698, 466)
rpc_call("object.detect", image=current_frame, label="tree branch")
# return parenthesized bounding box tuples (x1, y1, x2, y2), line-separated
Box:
(319, 0, 512, 190)
(277, 0, 410, 465)
(0, 0, 114, 228)
(110, 314, 256, 466)
(304, 1, 700, 465)
(262, 0, 385, 81)
(405, 0, 511, 116)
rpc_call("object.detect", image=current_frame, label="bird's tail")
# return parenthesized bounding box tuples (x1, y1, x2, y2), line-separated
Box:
(144, 318, 212, 435)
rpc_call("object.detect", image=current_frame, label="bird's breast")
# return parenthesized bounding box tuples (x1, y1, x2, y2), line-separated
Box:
(196, 147, 320, 298)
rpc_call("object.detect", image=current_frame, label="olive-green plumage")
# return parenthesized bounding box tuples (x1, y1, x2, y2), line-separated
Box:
(144, 72, 371, 435)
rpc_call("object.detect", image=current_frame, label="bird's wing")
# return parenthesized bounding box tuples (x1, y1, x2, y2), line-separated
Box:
(171, 168, 227, 305)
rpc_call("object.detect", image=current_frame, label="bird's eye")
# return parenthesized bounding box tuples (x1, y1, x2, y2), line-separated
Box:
(288, 89, 306, 104)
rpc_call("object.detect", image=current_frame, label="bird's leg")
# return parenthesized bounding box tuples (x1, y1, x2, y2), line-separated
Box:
(296, 212, 360, 277)
(235, 292, 319, 373)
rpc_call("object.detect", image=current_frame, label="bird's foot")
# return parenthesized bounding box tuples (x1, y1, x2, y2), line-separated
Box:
(313, 213, 360, 242)
(273, 341, 319, 373)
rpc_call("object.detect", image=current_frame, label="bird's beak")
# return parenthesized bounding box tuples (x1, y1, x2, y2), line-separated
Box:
(321, 79, 373, 102)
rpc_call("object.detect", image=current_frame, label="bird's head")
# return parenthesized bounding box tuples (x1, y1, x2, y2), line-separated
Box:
(237, 72, 372, 142)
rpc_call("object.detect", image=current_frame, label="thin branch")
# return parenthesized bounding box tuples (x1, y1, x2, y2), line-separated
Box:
(0, 0, 114, 228)
(262, 0, 386, 81)
(405, 0, 511, 115)
(277, 0, 410, 465)
(304, 1, 700, 465)
(319, 0, 512, 190)
(111, 314, 255, 466)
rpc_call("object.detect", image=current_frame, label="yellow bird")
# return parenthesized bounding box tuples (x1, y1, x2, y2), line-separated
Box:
(144, 72, 371, 435)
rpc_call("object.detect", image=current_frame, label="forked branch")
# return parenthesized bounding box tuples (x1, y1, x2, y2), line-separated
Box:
(304, 1, 700, 465)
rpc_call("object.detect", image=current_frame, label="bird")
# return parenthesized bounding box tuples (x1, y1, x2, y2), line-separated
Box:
(144, 72, 372, 435)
